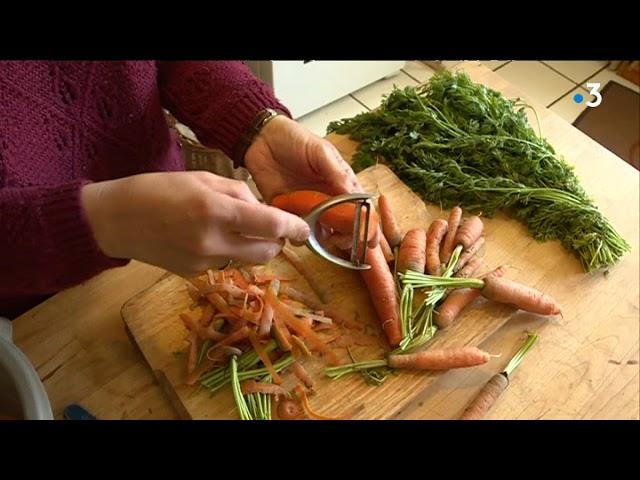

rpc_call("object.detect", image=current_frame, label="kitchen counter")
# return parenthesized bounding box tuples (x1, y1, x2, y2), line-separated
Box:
(13, 62, 639, 420)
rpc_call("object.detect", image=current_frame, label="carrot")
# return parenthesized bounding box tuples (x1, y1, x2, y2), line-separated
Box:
(271, 190, 379, 243)
(291, 361, 315, 390)
(387, 346, 491, 370)
(455, 237, 486, 273)
(397, 228, 427, 274)
(248, 330, 283, 384)
(360, 245, 402, 347)
(481, 276, 562, 315)
(440, 206, 463, 263)
(455, 256, 482, 279)
(378, 194, 402, 248)
(459, 373, 509, 420)
(277, 399, 303, 420)
(454, 215, 484, 250)
(281, 246, 328, 304)
(426, 219, 448, 275)
(379, 233, 395, 264)
(435, 265, 507, 329)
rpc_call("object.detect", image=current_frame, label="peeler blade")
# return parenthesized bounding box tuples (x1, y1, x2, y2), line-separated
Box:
(303, 193, 374, 271)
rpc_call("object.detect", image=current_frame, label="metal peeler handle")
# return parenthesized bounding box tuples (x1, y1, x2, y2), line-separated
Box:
(303, 193, 373, 271)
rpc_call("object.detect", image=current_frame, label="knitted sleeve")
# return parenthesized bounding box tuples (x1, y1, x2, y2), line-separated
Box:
(0, 180, 128, 301)
(157, 61, 291, 165)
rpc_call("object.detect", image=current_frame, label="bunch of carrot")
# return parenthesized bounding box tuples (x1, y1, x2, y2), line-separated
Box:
(179, 265, 349, 420)
(326, 193, 560, 380)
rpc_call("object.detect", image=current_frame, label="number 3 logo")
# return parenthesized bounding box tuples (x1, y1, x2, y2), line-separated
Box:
(586, 83, 602, 107)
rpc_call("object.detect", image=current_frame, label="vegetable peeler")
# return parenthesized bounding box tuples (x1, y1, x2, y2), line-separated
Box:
(303, 192, 373, 271)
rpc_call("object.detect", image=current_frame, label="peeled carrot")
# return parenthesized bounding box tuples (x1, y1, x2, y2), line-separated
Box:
(455, 237, 486, 273)
(360, 245, 402, 347)
(426, 219, 448, 275)
(455, 215, 484, 250)
(481, 277, 562, 315)
(271, 190, 379, 243)
(397, 228, 427, 274)
(378, 194, 402, 248)
(459, 373, 509, 420)
(440, 206, 463, 264)
(379, 233, 395, 264)
(387, 346, 491, 370)
(435, 265, 507, 329)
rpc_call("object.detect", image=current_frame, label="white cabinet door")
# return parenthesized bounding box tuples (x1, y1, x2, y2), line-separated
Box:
(250, 61, 406, 118)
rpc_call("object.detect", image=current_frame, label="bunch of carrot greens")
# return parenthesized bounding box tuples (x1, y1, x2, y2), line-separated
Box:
(327, 71, 629, 273)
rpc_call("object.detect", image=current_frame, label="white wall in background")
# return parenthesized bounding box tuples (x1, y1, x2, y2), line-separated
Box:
(248, 61, 406, 118)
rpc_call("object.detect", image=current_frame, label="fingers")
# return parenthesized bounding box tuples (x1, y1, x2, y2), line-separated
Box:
(314, 141, 364, 195)
(197, 172, 260, 204)
(222, 198, 310, 244)
(220, 234, 285, 265)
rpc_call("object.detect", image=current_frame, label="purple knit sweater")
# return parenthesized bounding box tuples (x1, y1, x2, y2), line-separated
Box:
(0, 61, 289, 318)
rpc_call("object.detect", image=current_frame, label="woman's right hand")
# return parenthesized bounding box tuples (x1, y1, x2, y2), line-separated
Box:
(81, 171, 310, 276)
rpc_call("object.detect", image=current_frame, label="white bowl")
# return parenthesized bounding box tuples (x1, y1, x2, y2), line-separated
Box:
(0, 317, 53, 420)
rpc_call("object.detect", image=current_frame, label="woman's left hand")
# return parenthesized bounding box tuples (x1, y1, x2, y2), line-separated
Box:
(244, 115, 362, 203)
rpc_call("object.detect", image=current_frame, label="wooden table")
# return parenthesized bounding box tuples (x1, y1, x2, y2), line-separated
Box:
(13, 62, 639, 420)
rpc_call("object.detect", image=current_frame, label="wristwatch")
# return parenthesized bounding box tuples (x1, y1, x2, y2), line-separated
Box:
(233, 108, 286, 168)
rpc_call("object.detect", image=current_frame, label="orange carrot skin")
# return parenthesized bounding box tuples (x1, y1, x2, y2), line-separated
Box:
(387, 346, 490, 370)
(436, 265, 506, 329)
(455, 215, 484, 250)
(378, 194, 402, 248)
(481, 277, 561, 315)
(455, 237, 486, 273)
(271, 190, 378, 242)
(426, 219, 448, 275)
(379, 232, 395, 264)
(440, 206, 463, 263)
(360, 245, 402, 347)
(459, 373, 509, 420)
(397, 228, 427, 274)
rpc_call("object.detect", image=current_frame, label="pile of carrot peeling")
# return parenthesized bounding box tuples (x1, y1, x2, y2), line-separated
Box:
(179, 264, 371, 420)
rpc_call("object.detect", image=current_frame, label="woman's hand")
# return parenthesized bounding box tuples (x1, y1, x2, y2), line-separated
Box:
(244, 115, 362, 202)
(244, 115, 379, 250)
(81, 171, 310, 276)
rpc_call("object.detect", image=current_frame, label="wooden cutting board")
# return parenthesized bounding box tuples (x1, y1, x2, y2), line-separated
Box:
(122, 163, 577, 419)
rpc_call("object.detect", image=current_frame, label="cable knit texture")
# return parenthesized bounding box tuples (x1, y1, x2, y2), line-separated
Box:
(0, 61, 289, 318)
